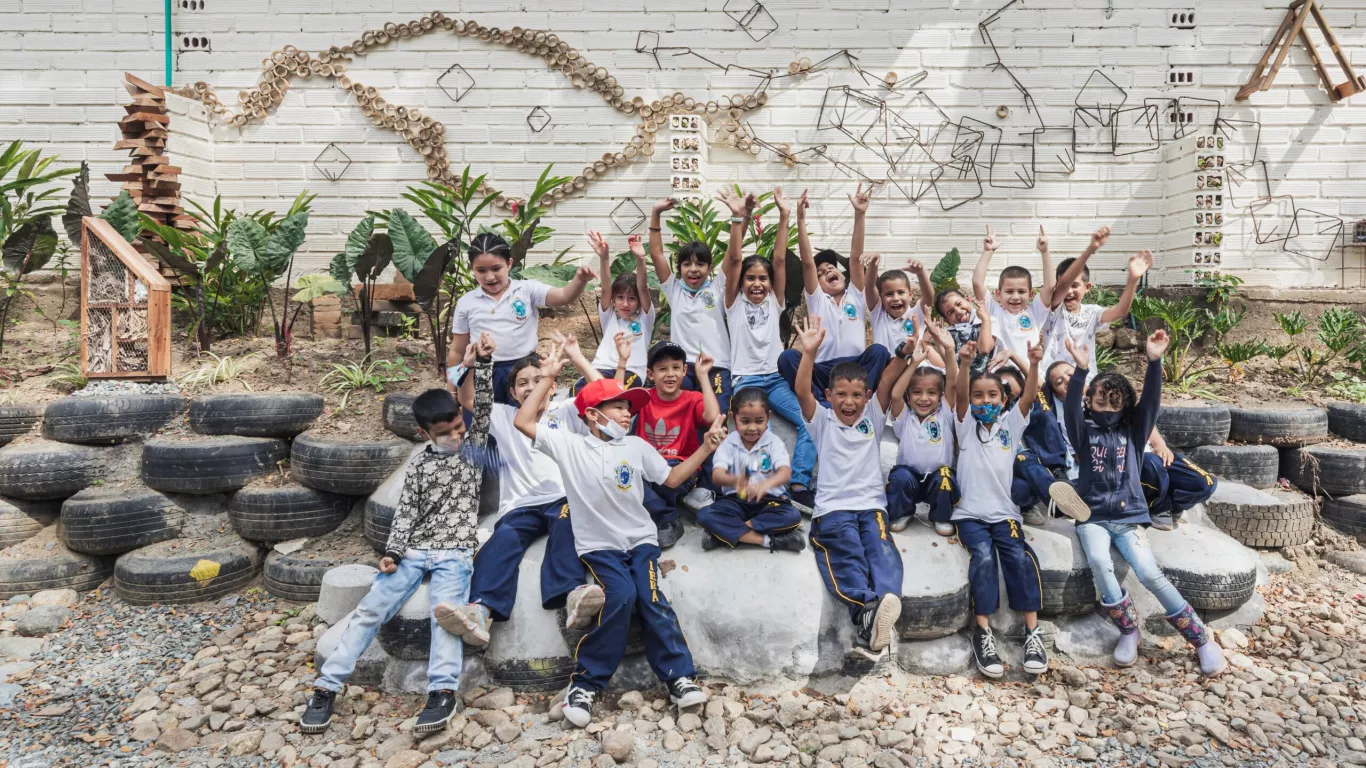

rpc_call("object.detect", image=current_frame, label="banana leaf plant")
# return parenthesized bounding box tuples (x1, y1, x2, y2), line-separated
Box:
(225, 191, 314, 356)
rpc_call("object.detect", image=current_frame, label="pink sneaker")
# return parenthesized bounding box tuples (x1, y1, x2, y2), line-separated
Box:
(434, 603, 490, 648)
(564, 584, 605, 630)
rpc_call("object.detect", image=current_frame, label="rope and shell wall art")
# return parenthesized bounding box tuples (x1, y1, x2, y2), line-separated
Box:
(172, 14, 782, 213)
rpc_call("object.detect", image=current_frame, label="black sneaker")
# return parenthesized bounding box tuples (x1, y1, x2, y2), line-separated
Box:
(299, 688, 336, 734)
(767, 529, 806, 553)
(562, 686, 596, 728)
(1049, 467, 1070, 483)
(1149, 509, 1175, 532)
(853, 605, 877, 657)
(853, 597, 902, 659)
(789, 487, 815, 509)
(414, 689, 459, 735)
(701, 534, 724, 551)
(972, 626, 1004, 679)
(656, 518, 684, 549)
(1022, 626, 1049, 675)
(667, 676, 707, 709)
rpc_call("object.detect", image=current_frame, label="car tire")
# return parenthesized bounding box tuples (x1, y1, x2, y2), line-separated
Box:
(0, 405, 43, 447)
(0, 497, 60, 549)
(228, 483, 350, 543)
(1228, 407, 1329, 447)
(1283, 445, 1366, 497)
(189, 393, 324, 437)
(1190, 445, 1280, 490)
(141, 436, 288, 495)
(60, 485, 186, 555)
(382, 394, 421, 441)
(291, 432, 413, 496)
(0, 440, 105, 500)
(1156, 403, 1230, 449)
(113, 538, 262, 605)
(1327, 402, 1366, 444)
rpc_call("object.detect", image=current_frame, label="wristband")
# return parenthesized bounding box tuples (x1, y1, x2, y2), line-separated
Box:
(728, 216, 747, 224)
(446, 364, 467, 387)
(649, 226, 662, 232)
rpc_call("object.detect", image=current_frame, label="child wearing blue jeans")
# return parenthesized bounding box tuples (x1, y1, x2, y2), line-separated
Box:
(1062, 332, 1227, 676)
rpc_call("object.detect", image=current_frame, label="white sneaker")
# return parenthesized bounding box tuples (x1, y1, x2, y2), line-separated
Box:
(1047, 481, 1092, 522)
(934, 522, 955, 537)
(433, 603, 490, 648)
(564, 584, 605, 630)
(683, 486, 715, 509)
(890, 516, 911, 532)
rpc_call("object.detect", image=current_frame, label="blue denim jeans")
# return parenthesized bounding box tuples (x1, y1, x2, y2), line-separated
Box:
(1076, 521, 1185, 614)
(315, 549, 474, 693)
(732, 372, 816, 487)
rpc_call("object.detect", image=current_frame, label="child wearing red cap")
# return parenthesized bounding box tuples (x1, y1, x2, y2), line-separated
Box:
(514, 341, 726, 728)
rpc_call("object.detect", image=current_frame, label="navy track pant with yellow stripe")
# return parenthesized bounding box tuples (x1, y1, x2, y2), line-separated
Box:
(570, 544, 694, 692)
(696, 495, 802, 546)
(469, 498, 583, 622)
(809, 510, 904, 623)
(956, 518, 1043, 616)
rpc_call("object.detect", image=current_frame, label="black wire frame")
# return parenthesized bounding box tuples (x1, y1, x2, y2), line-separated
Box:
(1248, 195, 1301, 246)
(979, 0, 1039, 122)
(526, 106, 551, 133)
(722, 0, 779, 42)
(1283, 208, 1344, 262)
(1074, 69, 1129, 127)
(436, 62, 476, 103)
(313, 142, 352, 182)
(1032, 126, 1076, 175)
(609, 198, 647, 236)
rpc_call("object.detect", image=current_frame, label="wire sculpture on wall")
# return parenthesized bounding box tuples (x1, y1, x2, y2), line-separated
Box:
(979, 0, 1038, 122)
(313, 142, 353, 182)
(526, 106, 551, 133)
(609, 198, 647, 235)
(436, 63, 476, 103)
(722, 0, 779, 42)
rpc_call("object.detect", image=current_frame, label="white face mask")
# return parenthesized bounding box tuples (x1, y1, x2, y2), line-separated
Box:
(591, 409, 629, 441)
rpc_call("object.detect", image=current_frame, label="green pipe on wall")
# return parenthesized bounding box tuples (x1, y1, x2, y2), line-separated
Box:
(165, 0, 173, 87)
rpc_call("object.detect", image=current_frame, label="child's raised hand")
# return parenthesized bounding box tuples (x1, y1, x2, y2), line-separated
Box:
(743, 192, 758, 214)
(1129, 250, 1153, 279)
(703, 414, 727, 449)
(550, 330, 581, 359)
(1090, 226, 1111, 251)
(910, 336, 930, 368)
(652, 198, 677, 215)
(1037, 225, 1049, 254)
(973, 298, 989, 322)
(1027, 339, 1045, 365)
(927, 318, 952, 350)
(797, 316, 826, 355)
(860, 251, 881, 269)
(983, 225, 999, 253)
(475, 332, 496, 361)
(849, 182, 872, 214)
(796, 189, 810, 218)
(907, 259, 925, 274)
(773, 186, 791, 216)
(461, 339, 479, 370)
(574, 265, 596, 283)
(613, 331, 632, 361)
(715, 188, 747, 217)
(1065, 336, 1090, 367)
(543, 341, 568, 375)
(627, 233, 646, 259)
(1146, 329, 1170, 361)
(958, 339, 977, 364)
(1153, 442, 1175, 467)
(587, 230, 610, 259)
(696, 351, 714, 376)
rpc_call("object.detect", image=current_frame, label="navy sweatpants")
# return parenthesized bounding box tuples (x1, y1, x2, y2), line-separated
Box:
(1010, 450, 1066, 510)
(570, 544, 695, 692)
(956, 518, 1043, 616)
(887, 465, 959, 523)
(695, 495, 802, 546)
(778, 345, 892, 407)
(643, 458, 702, 526)
(469, 498, 583, 622)
(682, 364, 732, 417)
(809, 510, 904, 623)
(1141, 453, 1218, 516)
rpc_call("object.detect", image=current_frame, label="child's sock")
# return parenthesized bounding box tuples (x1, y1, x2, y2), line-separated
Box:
(761, 534, 771, 547)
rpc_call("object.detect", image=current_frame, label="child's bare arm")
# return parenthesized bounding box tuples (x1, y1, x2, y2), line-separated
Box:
(589, 231, 613, 312)
(1037, 225, 1056, 306)
(954, 340, 976, 420)
(1019, 341, 1043, 417)
(515, 344, 564, 440)
(696, 353, 721, 424)
(975, 299, 995, 356)
(797, 190, 816, 296)
(849, 183, 870, 290)
(631, 234, 651, 313)
(875, 341, 910, 412)
(971, 225, 998, 303)
(553, 330, 605, 384)
(794, 317, 824, 422)
(910, 259, 934, 316)
(647, 198, 675, 283)
(773, 189, 793, 305)
(863, 252, 881, 311)
(1102, 250, 1152, 323)
(664, 416, 726, 488)
(718, 189, 746, 307)
(1050, 226, 1110, 310)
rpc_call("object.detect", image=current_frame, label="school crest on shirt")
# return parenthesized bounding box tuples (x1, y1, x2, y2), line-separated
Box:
(997, 429, 1012, 450)
(700, 290, 716, 309)
(629, 319, 643, 336)
(745, 301, 769, 328)
(924, 418, 943, 443)
(856, 418, 874, 437)
(843, 302, 858, 320)
(756, 451, 774, 473)
(1018, 314, 1032, 330)
(614, 461, 634, 490)
(545, 416, 560, 430)
(511, 296, 529, 321)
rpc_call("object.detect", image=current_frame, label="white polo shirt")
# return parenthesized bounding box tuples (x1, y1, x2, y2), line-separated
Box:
(1042, 303, 1102, 381)
(532, 428, 669, 556)
(661, 273, 731, 370)
(806, 286, 867, 361)
(806, 400, 888, 517)
(727, 293, 783, 377)
(871, 304, 926, 358)
(590, 306, 654, 380)
(451, 279, 551, 362)
(952, 407, 1028, 524)
(892, 400, 955, 475)
(712, 428, 791, 498)
(988, 294, 1049, 360)
(488, 400, 583, 516)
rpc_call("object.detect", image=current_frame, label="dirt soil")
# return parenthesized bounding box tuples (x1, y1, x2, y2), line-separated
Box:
(277, 507, 372, 563)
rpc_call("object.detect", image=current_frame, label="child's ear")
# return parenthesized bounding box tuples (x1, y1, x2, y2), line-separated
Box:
(823, 388, 832, 403)
(416, 427, 431, 442)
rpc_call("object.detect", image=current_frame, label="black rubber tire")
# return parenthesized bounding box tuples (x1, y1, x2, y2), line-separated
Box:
(485, 657, 575, 693)
(1190, 445, 1280, 490)
(1228, 407, 1329, 448)
(897, 587, 971, 640)
(1040, 568, 1098, 617)
(263, 549, 361, 603)
(382, 394, 421, 441)
(141, 436, 289, 495)
(42, 395, 185, 445)
(1205, 491, 1316, 548)
(60, 486, 186, 556)
(1284, 445, 1366, 497)
(363, 497, 394, 554)
(113, 538, 262, 605)
(378, 603, 431, 661)
(1161, 565, 1257, 612)
(1156, 403, 1230, 449)
(0, 404, 43, 447)
(0, 537, 114, 600)
(1327, 402, 1366, 444)
(0, 498, 60, 549)
(228, 483, 350, 543)
(291, 432, 412, 496)
(189, 393, 324, 438)
(1323, 495, 1366, 540)
(0, 440, 105, 500)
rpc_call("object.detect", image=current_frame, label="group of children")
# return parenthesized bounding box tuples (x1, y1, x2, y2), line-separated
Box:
(297, 189, 1229, 736)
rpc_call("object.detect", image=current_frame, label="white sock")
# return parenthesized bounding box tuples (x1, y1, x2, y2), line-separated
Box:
(761, 535, 771, 547)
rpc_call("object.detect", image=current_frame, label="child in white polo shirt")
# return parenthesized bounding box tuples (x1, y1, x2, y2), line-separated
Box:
(447, 232, 594, 403)
(971, 225, 1055, 362)
(514, 345, 723, 728)
(580, 231, 653, 390)
(794, 315, 911, 660)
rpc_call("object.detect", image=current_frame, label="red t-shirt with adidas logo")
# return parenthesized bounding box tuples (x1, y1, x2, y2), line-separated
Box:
(635, 389, 706, 461)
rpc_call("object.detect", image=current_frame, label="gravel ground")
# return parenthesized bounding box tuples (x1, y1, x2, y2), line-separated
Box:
(0, 550, 1364, 768)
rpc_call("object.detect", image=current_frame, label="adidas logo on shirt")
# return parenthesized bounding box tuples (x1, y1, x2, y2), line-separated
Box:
(643, 418, 680, 448)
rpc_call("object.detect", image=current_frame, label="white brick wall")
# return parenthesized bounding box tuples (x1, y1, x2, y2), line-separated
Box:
(7, 0, 1366, 287)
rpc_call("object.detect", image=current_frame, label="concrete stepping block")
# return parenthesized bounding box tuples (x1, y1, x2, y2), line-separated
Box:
(316, 564, 378, 626)
(896, 632, 972, 676)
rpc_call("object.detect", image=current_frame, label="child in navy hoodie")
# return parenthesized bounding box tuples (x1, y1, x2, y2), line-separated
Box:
(1061, 331, 1226, 676)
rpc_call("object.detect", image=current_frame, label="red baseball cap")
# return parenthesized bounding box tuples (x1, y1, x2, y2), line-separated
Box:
(574, 378, 651, 417)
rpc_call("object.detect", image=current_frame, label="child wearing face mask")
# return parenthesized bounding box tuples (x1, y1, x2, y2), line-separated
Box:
(1061, 333, 1227, 677)
(886, 321, 960, 536)
(951, 339, 1049, 680)
(579, 231, 654, 390)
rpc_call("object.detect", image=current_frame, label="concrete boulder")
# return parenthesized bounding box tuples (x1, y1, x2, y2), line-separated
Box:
(316, 564, 378, 626)
(893, 523, 970, 640)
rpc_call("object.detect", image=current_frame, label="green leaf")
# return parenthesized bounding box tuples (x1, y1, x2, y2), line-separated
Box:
(63, 160, 90, 247)
(262, 210, 308, 276)
(141, 239, 201, 284)
(329, 253, 352, 286)
(930, 248, 961, 293)
(226, 217, 269, 273)
(387, 208, 437, 282)
(291, 273, 346, 302)
(2, 216, 58, 275)
(99, 190, 141, 243)
(341, 214, 375, 275)
(354, 233, 393, 282)
(519, 263, 579, 287)
(412, 242, 450, 309)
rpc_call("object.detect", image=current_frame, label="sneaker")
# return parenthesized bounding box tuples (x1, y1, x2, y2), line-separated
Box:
(299, 688, 336, 734)
(869, 593, 900, 653)
(701, 534, 724, 551)
(789, 487, 815, 509)
(889, 516, 911, 533)
(767, 529, 806, 553)
(1022, 505, 1047, 527)
(656, 518, 685, 549)
(1149, 510, 1175, 532)
(1022, 626, 1049, 675)
(433, 603, 490, 648)
(852, 605, 878, 658)
(1047, 481, 1091, 522)
(972, 626, 1004, 679)
(564, 584, 605, 630)
(667, 676, 707, 709)
(414, 690, 459, 735)
(934, 522, 955, 537)
(682, 486, 715, 510)
(562, 686, 596, 728)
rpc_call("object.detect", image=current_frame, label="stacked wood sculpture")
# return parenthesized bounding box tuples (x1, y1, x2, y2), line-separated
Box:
(1237, 0, 1365, 103)
(107, 73, 191, 244)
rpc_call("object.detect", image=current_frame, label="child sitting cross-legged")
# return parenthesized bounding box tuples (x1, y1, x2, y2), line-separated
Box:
(795, 316, 912, 660)
(951, 338, 1050, 679)
(301, 338, 499, 737)
(886, 319, 960, 537)
(1061, 332, 1227, 676)
(515, 341, 722, 727)
(695, 388, 806, 553)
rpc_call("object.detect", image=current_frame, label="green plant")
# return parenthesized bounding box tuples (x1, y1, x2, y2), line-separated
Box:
(1088, 285, 1120, 307)
(177, 351, 263, 390)
(47, 359, 86, 391)
(1347, 341, 1366, 379)
(1215, 340, 1267, 376)
(331, 215, 392, 358)
(1328, 372, 1366, 403)
(1130, 295, 1220, 396)
(1264, 307, 1361, 387)
(1196, 273, 1244, 307)
(1094, 345, 1122, 373)
(0, 142, 78, 355)
(490, 165, 571, 269)
(226, 192, 314, 356)
(98, 191, 140, 243)
(930, 248, 962, 294)
(320, 358, 411, 408)
(396, 314, 419, 341)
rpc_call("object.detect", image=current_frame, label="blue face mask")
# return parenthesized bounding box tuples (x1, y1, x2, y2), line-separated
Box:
(970, 403, 1003, 425)
(1088, 410, 1123, 429)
